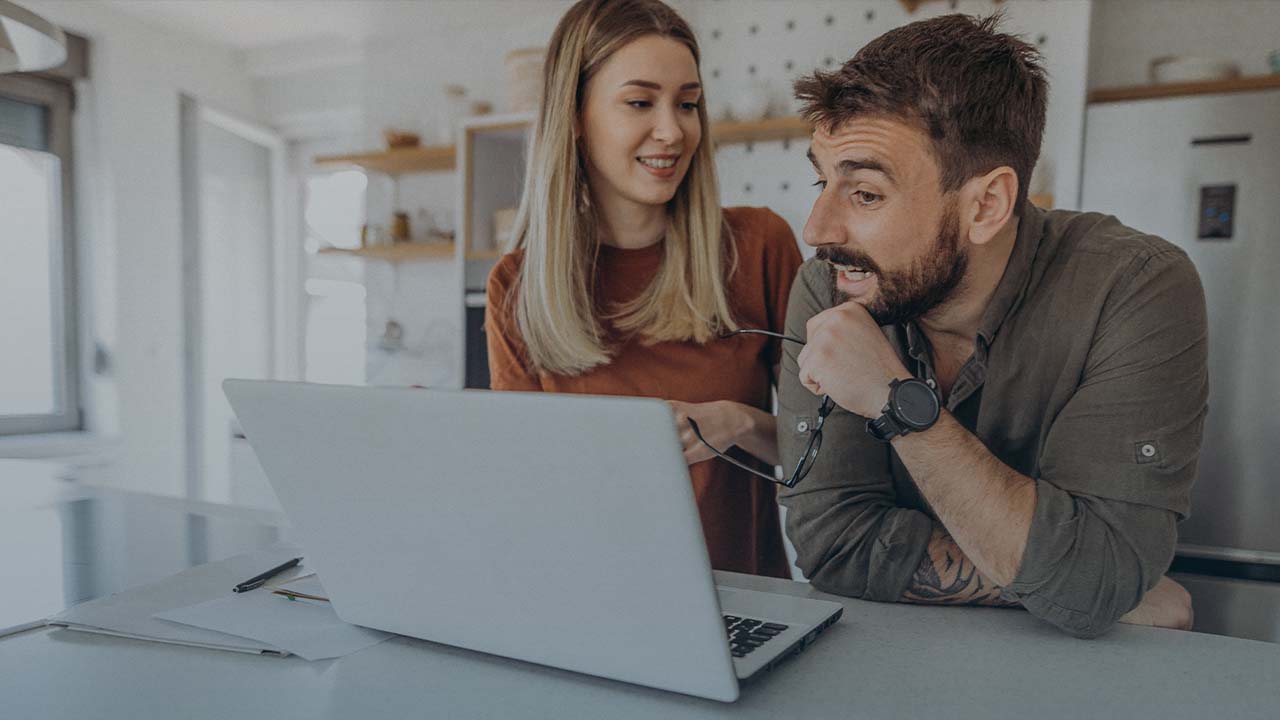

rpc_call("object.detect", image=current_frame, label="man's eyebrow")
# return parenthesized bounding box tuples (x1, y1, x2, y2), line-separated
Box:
(806, 148, 896, 185)
(620, 80, 702, 91)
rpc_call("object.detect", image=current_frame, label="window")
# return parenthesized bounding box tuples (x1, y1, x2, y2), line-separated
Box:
(0, 75, 77, 434)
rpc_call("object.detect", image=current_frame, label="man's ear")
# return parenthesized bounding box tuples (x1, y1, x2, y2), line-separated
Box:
(962, 167, 1018, 246)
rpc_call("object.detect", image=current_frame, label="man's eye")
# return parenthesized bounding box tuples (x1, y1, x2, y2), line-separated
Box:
(854, 191, 883, 205)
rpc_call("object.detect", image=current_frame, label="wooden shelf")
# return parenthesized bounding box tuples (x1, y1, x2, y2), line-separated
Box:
(1088, 74, 1280, 104)
(711, 116, 811, 145)
(315, 145, 456, 175)
(315, 117, 816, 176)
(900, 0, 1004, 13)
(465, 249, 506, 261)
(318, 241, 454, 262)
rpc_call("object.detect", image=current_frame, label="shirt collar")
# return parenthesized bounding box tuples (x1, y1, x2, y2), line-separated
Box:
(975, 200, 1045, 353)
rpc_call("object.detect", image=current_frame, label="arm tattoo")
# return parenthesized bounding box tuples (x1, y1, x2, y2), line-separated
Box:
(901, 527, 1021, 607)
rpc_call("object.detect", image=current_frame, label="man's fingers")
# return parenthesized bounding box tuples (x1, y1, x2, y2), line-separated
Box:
(798, 364, 822, 396)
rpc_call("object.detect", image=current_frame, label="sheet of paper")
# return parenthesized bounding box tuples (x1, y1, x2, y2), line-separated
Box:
(51, 544, 304, 654)
(154, 589, 391, 661)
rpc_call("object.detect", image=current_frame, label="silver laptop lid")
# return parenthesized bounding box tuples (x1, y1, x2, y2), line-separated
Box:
(224, 380, 739, 702)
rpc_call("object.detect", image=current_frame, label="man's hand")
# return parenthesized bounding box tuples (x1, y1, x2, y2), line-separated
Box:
(797, 302, 912, 417)
(1118, 576, 1194, 630)
(668, 400, 749, 465)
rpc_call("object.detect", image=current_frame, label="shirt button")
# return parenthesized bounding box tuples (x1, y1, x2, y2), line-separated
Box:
(926, 379, 937, 388)
(1141, 444, 1156, 458)
(797, 420, 810, 433)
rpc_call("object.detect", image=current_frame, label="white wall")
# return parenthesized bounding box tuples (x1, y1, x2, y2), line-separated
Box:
(24, 1, 263, 496)
(258, 3, 573, 389)
(357, 11, 570, 388)
(1089, 0, 1280, 89)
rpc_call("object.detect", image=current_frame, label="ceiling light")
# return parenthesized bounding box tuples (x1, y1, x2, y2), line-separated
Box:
(0, 0, 67, 74)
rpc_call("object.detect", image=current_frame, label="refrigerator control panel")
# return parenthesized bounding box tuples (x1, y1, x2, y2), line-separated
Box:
(1197, 184, 1236, 240)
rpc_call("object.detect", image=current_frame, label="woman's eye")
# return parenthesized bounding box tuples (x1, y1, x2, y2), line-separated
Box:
(679, 101, 700, 112)
(854, 191, 883, 206)
(811, 179, 827, 190)
(626, 100, 651, 109)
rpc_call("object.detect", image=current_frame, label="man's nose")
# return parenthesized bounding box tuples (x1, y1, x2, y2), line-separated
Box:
(802, 190, 842, 249)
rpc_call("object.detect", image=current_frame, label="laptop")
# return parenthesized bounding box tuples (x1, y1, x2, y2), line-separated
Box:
(223, 380, 843, 702)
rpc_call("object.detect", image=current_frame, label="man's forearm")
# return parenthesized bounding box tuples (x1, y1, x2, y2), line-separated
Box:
(902, 526, 1020, 607)
(892, 411, 1036, 586)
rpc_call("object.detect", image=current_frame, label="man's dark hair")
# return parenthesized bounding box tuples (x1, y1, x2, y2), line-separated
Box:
(794, 13, 1047, 214)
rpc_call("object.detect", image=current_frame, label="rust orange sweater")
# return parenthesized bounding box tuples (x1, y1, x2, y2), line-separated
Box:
(484, 207, 804, 578)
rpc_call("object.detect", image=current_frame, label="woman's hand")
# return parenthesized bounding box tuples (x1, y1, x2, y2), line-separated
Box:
(668, 400, 748, 465)
(668, 399, 783, 467)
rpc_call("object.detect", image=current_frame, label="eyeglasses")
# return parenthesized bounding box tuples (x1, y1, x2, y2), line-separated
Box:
(685, 329, 834, 488)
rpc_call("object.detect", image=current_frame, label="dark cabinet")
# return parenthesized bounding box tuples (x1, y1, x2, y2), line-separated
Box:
(464, 305, 490, 389)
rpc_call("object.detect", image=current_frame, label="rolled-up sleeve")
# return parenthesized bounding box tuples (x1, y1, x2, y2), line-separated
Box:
(1003, 247, 1208, 637)
(1003, 489, 1177, 637)
(777, 260, 934, 601)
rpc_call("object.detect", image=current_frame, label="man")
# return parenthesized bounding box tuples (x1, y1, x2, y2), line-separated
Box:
(776, 14, 1207, 638)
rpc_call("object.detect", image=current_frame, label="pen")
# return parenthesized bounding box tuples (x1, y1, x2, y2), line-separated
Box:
(232, 557, 303, 593)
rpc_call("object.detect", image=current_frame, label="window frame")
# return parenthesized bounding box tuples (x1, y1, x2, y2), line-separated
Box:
(0, 74, 80, 435)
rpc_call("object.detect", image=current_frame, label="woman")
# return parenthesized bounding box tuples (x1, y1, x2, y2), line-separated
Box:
(485, 0, 803, 578)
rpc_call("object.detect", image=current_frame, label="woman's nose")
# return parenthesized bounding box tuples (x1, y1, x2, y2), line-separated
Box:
(651, 106, 683, 145)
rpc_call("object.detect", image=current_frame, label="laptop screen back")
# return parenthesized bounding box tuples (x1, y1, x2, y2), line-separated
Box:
(224, 380, 739, 701)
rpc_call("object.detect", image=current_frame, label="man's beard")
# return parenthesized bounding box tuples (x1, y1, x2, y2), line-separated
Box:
(820, 203, 968, 326)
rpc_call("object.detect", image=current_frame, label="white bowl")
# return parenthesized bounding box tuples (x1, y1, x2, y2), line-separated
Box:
(1149, 56, 1241, 84)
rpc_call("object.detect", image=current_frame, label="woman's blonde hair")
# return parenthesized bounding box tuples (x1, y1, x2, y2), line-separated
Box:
(510, 0, 736, 375)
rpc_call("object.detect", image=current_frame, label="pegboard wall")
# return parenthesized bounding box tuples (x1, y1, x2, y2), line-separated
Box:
(678, 0, 1092, 256)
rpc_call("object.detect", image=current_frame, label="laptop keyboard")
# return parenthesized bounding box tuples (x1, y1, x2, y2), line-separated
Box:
(723, 615, 788, 658)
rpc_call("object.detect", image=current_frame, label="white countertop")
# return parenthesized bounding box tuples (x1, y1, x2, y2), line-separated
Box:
(2, 460, 1278, 718)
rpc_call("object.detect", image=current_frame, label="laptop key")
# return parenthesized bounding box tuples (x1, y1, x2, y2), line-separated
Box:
(738, 619, 762, 629)
(747, 633, 773, 643)
(761, 622, 789, 632)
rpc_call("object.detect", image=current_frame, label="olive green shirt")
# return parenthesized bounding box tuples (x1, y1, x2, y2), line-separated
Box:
(777, 202, 1209, 638)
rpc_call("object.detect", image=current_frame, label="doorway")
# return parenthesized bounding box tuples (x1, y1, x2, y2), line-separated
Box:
(179, 96, 295, 505)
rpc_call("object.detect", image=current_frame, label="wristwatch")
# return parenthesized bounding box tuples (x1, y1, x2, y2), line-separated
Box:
(865, 378, 941, 442)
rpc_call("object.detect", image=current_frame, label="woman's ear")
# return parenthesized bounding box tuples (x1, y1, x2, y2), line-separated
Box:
(962, 166, 1018, 247)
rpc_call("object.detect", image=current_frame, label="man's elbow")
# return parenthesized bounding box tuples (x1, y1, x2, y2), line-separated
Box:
(1005, 549, 1155, 638)
(1004, 488, 1180, 637)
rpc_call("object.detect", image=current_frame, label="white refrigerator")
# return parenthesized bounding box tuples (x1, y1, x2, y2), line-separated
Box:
(1081, 88, 1280, 642)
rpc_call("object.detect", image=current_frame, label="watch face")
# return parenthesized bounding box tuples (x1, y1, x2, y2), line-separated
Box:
(893, 380, 940, 429)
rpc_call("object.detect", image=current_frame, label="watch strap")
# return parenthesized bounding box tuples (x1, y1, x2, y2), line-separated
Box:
(865, 407, 904, 442)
